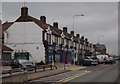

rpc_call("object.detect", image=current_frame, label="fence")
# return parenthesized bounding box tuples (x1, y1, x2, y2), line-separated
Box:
(2, 64, 54, 82)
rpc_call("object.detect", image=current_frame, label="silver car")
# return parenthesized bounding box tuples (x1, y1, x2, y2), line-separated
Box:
(12, 59, 34, 69)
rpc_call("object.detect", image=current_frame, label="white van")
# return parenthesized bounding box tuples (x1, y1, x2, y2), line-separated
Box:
(96, 55, 108, 64)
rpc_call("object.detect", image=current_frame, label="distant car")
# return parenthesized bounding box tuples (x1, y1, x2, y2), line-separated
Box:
(104, 57, 115, 64)
(96, 55, 109, 64)
(90, 56, 98, 66)
(79, 56, 98, 66)
(115, 57, 119, 61)
(96, 56, 104, 64)
(11, 59, 34, 69)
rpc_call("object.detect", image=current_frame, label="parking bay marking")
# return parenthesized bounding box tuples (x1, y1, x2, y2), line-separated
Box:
(56, 70, 91, 83)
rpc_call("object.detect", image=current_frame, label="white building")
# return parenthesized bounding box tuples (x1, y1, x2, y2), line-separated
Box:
(2, 7, 48, 63)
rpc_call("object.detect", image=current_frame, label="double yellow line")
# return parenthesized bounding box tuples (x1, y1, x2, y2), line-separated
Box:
(56, 70, 91, 83)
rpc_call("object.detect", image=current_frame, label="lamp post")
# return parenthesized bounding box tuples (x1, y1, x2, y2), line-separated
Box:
(61, 32, 66, 70)
(73, 14, 84, 65)
(73, 14, 84, 31)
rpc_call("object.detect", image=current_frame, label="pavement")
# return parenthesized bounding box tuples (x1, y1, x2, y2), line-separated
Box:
(32, 63, 119, 83)
(28, 63, 86, 81)
(1, 66, 12, 71)
(2, 63, 86, 82)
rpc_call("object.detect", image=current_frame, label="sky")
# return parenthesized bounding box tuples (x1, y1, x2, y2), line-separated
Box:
(1, 2, 118, 55)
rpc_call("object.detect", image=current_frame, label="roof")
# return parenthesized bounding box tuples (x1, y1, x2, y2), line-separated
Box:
(2, 7, 68, 38)
(2, 22, 14, 34)
(73, 36, 80, 42)
(49, 25, 62, 36)
(0, 44, 13, 51)
(15, 15, 48, 29)
(95, 43, 106, 49)
(63, 32, 71, 40)
(2, 15, 48, 34)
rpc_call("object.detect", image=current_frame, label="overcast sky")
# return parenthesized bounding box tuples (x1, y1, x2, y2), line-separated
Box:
(2, 2, 118, 55)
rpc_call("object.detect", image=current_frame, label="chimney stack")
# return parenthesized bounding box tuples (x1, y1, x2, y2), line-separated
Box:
(53, 22, 58, 28)
(81, 36, 84, 40)
(70, 31, 74, 36)
(21, 7, 28, 16)
(76, 34, 80, 38)
(40, 16, 46, 24)
(85, 38, 88, 42)
(63, 27, 67, 33)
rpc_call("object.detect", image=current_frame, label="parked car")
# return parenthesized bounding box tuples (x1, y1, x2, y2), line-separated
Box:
(90, 56, 98, 66)
(79, 56, 98, 66)
(11, 59, 34, 69)
(96, 56, 105, 64)
(104, 57, 115, 64)
(96, 55, 110, 64)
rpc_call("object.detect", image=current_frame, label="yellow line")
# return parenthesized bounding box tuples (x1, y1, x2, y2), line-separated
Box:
(56, 70, 91, 83)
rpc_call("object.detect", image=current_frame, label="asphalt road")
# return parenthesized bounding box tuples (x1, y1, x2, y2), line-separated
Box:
(31, 62, 119, 84)
(71, 63, 118, 82)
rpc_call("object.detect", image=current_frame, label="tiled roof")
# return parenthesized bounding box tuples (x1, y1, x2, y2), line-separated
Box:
(63, 32, 71, 40)
(2, 15, 48, 34)
(73, 36, 79, 42)
(2, 22, 14, 34)
(15, 15, 48, 29)
(95, 43, 106, 49)
(49, 25, 62, 36)
(0, 44, 13, 51)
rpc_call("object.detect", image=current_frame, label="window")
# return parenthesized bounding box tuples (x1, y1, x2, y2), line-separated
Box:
(58, 37, 60, 45)
(48, 34, 51, 44)
(56, 36, 58, 45)
(46, 33, 48, 41)
(66, 39, 69, 47)
(61, 38, 64, 45)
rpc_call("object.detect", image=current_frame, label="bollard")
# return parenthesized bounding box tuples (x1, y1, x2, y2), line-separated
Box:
(43, 66, 45, 71)
(24, 70, 28, 82)
(35, 66, 36, 73)
(9, 70, 12, 83)
(50, 65, 52, 70)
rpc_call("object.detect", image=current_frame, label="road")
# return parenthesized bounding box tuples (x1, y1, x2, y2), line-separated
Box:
(31, 62, 119, 83)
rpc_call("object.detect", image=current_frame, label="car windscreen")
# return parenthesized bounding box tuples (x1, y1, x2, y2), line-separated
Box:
(19, 59, 31, 64)
(90, 56, 98, 59)
(105, 58, 112, 60)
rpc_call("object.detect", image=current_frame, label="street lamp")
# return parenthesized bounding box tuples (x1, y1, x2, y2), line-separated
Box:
(61, 32, 66, 70)
(73, 14, 84, 31)
(72, 14, 84, 65)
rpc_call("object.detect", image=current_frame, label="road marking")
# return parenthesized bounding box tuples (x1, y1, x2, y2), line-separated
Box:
(56, 70, 91, 83)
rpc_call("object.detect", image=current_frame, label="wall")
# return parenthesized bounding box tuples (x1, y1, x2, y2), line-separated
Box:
(4, 22, 45, 63)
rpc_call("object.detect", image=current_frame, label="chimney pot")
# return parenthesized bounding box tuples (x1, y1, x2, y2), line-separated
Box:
(40, 16, 46, 23)
(70, 31, 74, 36)
(63, 27, 67, 33)
(21, 7, 28, 16)
(81, 36, 84, 39)
(76, 34, 80, 38)
(85, 38, 88, 41)
(53, 22, 58, 28)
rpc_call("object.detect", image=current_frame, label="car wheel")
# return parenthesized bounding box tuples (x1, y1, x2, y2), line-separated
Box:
(94, 64, 97, 66)
(19, 64, 24, 69)
(89, 63, 91, 66)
